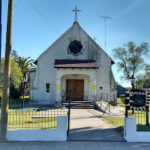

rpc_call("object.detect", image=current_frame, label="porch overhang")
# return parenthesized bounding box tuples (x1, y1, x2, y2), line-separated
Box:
(54, 59, 99, 69)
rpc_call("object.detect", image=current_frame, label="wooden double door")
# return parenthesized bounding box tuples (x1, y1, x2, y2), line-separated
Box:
(66, 79, 84, 101)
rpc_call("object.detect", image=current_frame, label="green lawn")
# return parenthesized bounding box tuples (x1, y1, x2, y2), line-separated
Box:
(6, 110, 57, 130)
(0, 96, 30, 108)
(102, 113, 150, 135)
(102, 117, 124, 135)
(9, 96, 30, 105)
(116, 97, 125, 107)
(0, 97, 61, 130)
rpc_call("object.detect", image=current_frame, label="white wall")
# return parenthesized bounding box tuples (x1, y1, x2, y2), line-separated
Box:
(56, 69, 97, 102)
(7, 116, 67, 141)
(124, 118, 150, 142)
(30, 23, 114, 104)
(30, 71, 36, 100)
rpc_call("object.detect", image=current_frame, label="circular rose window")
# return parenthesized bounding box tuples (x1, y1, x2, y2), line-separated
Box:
(68, 40, 83, 55)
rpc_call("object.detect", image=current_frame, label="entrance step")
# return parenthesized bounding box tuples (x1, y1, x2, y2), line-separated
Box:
(62, 101, 95, 109)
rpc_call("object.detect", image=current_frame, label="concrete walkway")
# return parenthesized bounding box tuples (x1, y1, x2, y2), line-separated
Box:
(68, 109, 124, 141)
(1, 141, 150, 150)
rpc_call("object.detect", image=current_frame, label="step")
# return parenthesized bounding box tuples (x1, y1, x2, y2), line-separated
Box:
(62, 101, 95, 109)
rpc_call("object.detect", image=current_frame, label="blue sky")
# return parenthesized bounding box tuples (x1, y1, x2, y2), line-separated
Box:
(2, 0, 150, 87)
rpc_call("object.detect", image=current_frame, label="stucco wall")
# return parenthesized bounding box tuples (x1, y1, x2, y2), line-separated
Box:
(7, 116, 67, 141)
(124, 118, 150, 142)
(30, 23, 115, 104)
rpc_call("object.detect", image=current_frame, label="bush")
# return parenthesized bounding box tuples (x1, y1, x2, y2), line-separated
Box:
(10, 85, 21, 99)
(120, 94, 126, 104)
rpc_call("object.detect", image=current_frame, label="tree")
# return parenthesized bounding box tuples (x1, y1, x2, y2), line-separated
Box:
(145, 64, 150, 77)
(135, 75, 145, 89)
(15, 57, 34, 76)
(1, 58, 22, 98)
(11, 50, 18, 59)
(135, 64, 150, 89)
(15, 57, 35, 97)
(112, 41, 149, 89)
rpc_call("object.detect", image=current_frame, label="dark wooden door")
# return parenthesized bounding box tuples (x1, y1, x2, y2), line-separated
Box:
(66, 79, 84, 101)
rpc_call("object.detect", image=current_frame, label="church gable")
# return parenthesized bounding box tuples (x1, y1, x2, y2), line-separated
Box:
(36, 22, 114, 67)
(31, 20, 116, 104)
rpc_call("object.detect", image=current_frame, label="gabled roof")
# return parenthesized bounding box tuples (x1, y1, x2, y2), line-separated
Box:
(35, 22, 114, 65)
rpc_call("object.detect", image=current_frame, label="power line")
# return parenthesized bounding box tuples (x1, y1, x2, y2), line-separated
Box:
(26, 0, 59, 33)
(14, 0, 21, 7)
(21, 1, 84, 55)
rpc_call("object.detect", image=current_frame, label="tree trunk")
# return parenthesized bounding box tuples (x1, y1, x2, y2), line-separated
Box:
(0, 0, 13, 142)
(131, 78, 135, 90)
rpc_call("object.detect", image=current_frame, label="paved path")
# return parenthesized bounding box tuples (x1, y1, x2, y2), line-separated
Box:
(68, 109, 124, 141)
(0, 141, 150, 150)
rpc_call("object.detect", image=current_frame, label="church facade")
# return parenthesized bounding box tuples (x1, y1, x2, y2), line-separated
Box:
(30, 22, 116, 105)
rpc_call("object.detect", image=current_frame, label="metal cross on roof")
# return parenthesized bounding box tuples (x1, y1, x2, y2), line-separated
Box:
(72, 6, 81, 22)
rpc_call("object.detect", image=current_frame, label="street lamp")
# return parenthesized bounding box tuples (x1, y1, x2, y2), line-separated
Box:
(22, 74, 28, 108)
(130, 76, 135, 114)
(130, 76, 135, 90)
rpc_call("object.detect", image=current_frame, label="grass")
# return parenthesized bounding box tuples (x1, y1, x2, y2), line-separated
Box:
(0, 96, 30, 108)
(0, 96, 60, 130)
(116, 97, 125, 107)
(102, 112, 150, 136)
(3, 110, 57, 130)
(9, 96, 30, 105)
(102, 117, 124, 136)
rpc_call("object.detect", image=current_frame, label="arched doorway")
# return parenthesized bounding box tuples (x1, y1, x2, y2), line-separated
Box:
(61, 74, 90, 101)
(66, 79, 84, 101)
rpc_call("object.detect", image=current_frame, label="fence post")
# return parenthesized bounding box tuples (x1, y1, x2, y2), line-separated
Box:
(146, 106, 149, 126)
(67, 91, 71, 136)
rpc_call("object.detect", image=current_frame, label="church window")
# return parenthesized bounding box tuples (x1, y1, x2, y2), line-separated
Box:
(46, 83, 50, 93)
(68, 40, 83, 55)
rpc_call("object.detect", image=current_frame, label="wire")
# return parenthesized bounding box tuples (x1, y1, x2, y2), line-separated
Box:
(14, 0, 22, 8)
(24, 1, 114, 72)
(26, 0, 60, 33)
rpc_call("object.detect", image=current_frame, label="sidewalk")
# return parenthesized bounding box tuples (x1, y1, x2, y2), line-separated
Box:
(0, 141, 150, 150)
(68, 109, 124, 141)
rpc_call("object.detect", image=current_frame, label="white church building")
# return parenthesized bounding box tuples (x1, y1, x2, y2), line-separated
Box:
(30, 21, 116, 105)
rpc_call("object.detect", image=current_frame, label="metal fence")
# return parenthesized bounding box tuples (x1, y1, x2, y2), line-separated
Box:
(0, 105, 68, 130)
(96, 93, 116, 103)
(94, 93, 117, 115)
(127, 109, 149, 131)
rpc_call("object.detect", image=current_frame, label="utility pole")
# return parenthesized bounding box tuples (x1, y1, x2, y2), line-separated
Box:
(0, 0, 13, 142)
(0, 0, 2, 81)
(98, 15, 113, 52)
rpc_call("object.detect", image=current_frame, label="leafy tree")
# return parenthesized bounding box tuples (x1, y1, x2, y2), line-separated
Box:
(145, 64, 150, 77)
(135, 64, 150, 89)
(112, 41, 149, 89)
(1, 58, 22, 98)
(11, 50, 18, 59)
(15, 57, 35, 96)
(15, 57, 34, 77)
(135, 75, 145, 89)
